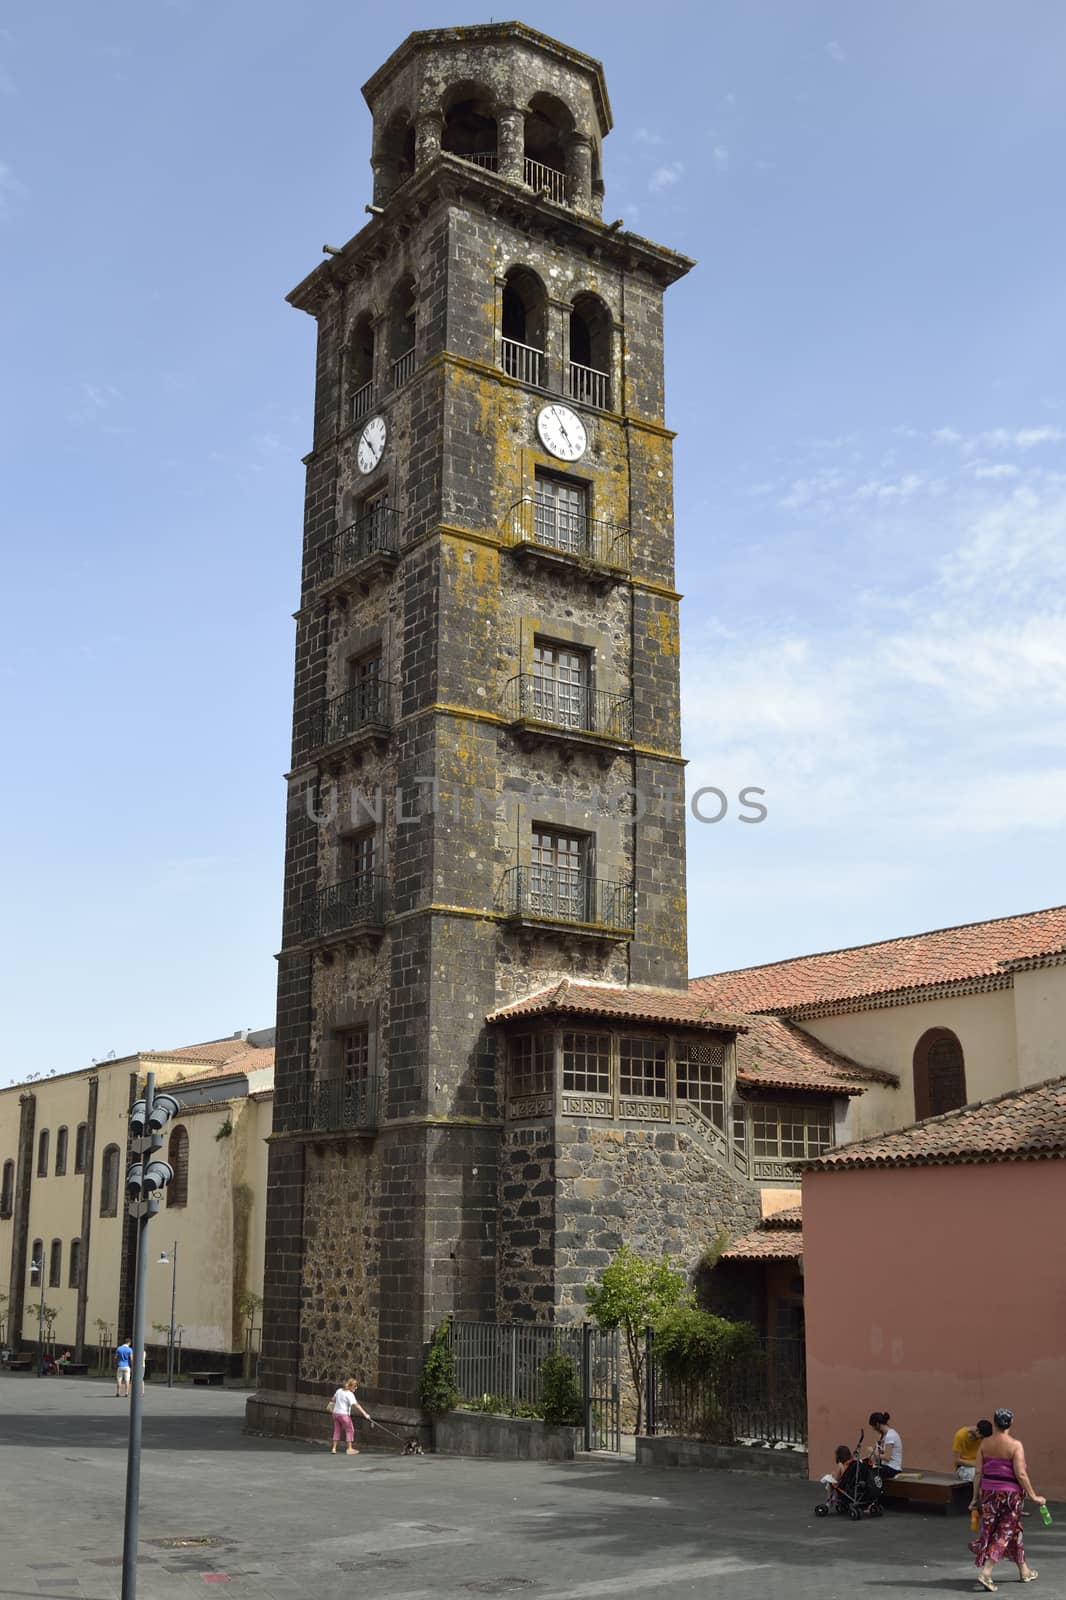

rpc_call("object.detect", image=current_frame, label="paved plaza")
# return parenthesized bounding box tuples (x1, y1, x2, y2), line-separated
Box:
(1, 1376, 1061, 1600)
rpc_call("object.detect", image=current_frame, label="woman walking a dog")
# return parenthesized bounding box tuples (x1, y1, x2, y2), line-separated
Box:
(327, 1377, 373, 1456)
(969, 1407, 1044, 1590)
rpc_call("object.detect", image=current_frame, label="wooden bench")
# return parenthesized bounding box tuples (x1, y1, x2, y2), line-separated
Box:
(192, 1371, 226, 1387)
(883, 1471, 971, 1515)
(59, 1362, 90, 1376)
(4, 1357, 34, 1372)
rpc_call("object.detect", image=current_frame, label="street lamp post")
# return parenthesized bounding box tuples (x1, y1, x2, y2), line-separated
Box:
(29, 1253, 46, 1376)
(158, 1243, 178, 1388)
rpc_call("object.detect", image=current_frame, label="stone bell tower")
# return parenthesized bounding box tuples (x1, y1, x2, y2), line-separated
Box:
(255, 23, 704, 1424)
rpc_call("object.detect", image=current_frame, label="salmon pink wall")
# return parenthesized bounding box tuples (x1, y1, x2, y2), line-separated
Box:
(803, 1162, 1066, 1499)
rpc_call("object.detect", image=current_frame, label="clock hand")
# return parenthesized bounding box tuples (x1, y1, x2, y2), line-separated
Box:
(555, 413, 574, 448)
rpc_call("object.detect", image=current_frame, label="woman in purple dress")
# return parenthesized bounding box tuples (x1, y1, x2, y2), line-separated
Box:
(968, 1408, 1045, 1591)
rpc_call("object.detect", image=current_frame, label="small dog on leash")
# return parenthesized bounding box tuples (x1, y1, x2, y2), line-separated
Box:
(402, 1436, 425, 1456)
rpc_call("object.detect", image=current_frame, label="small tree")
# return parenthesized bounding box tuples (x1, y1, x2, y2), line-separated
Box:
(539, 1349, 583, 1427)
(418, 1318, 459, 1416)
(585, 1246, 692, 1434)
(239, 1290, 264, 1379)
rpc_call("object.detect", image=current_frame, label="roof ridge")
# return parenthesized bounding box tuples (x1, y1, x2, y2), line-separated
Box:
(690, 903, 1066, 987)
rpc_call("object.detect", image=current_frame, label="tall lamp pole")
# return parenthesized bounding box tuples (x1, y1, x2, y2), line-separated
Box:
(29, 1254, 46, 1376)
(158, 1243, 178, 1388)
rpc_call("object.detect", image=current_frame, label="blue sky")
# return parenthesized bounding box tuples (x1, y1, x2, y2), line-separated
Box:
(3, 2, 1064, 1082)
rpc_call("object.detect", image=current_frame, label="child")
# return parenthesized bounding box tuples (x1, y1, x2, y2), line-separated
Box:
(327, 1377, 373, 1456)
(820, 1444, 854, 1508)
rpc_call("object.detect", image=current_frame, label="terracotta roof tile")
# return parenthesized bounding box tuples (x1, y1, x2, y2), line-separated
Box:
(722, 1207, 804, 1260)
(690, 905, 1066, 1013)
(736, 1016, 896, 1096)
(487, 980, 749, 1032)
(804, 1074, 1066, 1171)
(142, 1037, 274, 1069)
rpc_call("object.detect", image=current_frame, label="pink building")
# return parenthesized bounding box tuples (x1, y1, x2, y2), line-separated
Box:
(802, 1076, 1066, 1499)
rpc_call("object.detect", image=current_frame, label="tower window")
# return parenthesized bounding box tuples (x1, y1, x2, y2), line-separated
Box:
(55, 1126, 68, 1177)
(348, 314, 375, 422)
(442, 85, 497, 168)
(69, 1238, 81, 1289)
(346, 649, 384, 724)
(37, 1129, 50, 1178)
(532, 639, 589, 730)
(74, 1123, 88, 1174)
(533, 471, 588, 555)
(913, 1028, 967, 1120)
(676, 1039, 727, 1129)
(501, 267, 547, 386)
(569, 293, 612, 409)
(99, 1144, 120, 1217)
(49, 1237, 62, 1288)
(0, 1158, 13, 1218)
(524, 92, 574, 205)
(388, 277, 417, 386)
(375, 110, 415, 203)
(562, 1032, 610, 1095)
(167, 1125, 189, 1209)
(530, 826, 589, 922)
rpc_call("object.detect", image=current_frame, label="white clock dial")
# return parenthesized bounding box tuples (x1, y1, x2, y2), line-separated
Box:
(357, 414, 387, 475)
(536, 404, 587, 462)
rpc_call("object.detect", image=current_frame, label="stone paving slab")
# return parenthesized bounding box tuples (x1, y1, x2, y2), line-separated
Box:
(1, 1374, 1062, 1600)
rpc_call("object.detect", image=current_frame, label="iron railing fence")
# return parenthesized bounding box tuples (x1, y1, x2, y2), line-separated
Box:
(310, 677, 393, 749)
(524, 158, 569, 204)
(647, 1337, 807, 1446)
(454, 149, 498, 170)
(503, 674, 633, 740)
(501, 336, 547, 388)
(568, 360, 610, 410)
(351, 380, 374, 423)
(319, 506, 401, 585)
(448, 1320, 621, 1452)
(300, 876, 387, 941)
(497, 866, 634, 934)
(305, 1073, 382, 1134)
(502, 497, 631, 571)
(391, 347, 416, 388)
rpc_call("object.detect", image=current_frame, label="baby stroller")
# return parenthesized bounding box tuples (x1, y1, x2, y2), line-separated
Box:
(815, 1429, 884, 1521)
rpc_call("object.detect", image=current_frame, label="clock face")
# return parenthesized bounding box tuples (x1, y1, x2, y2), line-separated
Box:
(357, 415, 387, 475)
(536, 404, 587, 462)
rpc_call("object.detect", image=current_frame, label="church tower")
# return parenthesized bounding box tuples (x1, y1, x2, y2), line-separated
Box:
(255, 24, 753, 1425)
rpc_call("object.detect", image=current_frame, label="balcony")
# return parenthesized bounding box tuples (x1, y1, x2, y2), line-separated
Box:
(310, 678, 392, 754)
(300, 876, 386, 943)
(502, 497, 631, 578)
(501, 336, 546, 388)
(568, 361, 610, 411)
(305, 1074, 381, 1136)
(524, 158, 569, 206)
(351, 380, 374, 424)
(391, 347, 416, 388)
(315, 506, 401, 592)
(498, 866, 633, 938)
(503, 674, 633, 753)
(456, 150, 498, 172)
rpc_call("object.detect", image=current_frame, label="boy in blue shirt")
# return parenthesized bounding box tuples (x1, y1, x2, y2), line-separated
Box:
(115, 1340, 133, 1397)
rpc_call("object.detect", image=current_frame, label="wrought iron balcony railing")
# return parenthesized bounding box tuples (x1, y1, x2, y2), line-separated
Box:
(503, 674, 633, 741)
(454, 149, 498, 170)
(501, 336, 546, 388)
(300, 876, 386, 941)
(351, 380, 374, 423)
(524, 158, 569, 205)
(502, 497, 631, 572)
(391, 346, 416, 388)
(568, 360, 610, 410)
(498, 866, 634, 934)
(306, 1074, 381, 1135)
(318, 506, 401, 586)
(310, 677, 392, 750)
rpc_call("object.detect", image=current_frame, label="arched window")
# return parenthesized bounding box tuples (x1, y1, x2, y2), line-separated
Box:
(0, 1158, 13, 1218)
(49, 1238, 62, 1287)
(524, 92, 574, 204)
(376, 110, 415, 202)
(387, 277, 417, 387)
(569, 293, 612, 408)
(37, 1129, 50, 1177)
(501, 266, 548, 386)
(348, 313, 375, 423)
(55, 1126, 68, 1177)
(441, 83, 498, 169)
(99, 1144, 120, 1217)
(913, 1028, 967, 1120)
(167, 1125, 189, 1209)
(31, 1239, 43, 1281)
(74, 1123, 88, 1174)
(69, 1238, 81, 1289)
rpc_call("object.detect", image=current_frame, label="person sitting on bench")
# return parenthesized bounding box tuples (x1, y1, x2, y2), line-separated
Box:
(868, 1411, 903, 1478)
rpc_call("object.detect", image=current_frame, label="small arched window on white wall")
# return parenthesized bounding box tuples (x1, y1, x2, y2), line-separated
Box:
(913, 1028, 967, 1121)
(167, 1125, 189, 1209)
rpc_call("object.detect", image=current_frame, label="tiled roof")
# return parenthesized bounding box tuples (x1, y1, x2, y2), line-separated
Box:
(804, 1075, 1066, 1171)
(722, 1206, 804, 1260)
(142, 1037, 274, 1068)
(690, 905, 1066, 1013)
(736, 1016, 896, 1096)
(158, 1050, 276, 1085)
(487, 980, 749, 1032)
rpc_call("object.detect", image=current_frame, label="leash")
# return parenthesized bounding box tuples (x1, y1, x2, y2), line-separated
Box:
(369, 1418, 406, 1443)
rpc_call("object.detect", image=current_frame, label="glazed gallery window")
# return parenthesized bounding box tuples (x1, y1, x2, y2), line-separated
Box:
(532, 639, 589, 729)
(619, 1037, 667, 1099)
(167, 1125, 189, 1209)
(99, 1144, 120, 1217)
(751, 1104, 832, 1160)
(913, 1028, 967, 1121)
(510, 1033, 554, 1099)
(562, 1032, 610, 1095)
(533, 471, 588, 556)
(675, 1040, 727, 1129)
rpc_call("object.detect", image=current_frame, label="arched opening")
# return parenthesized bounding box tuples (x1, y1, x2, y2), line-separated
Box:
(388, 277, 417, 387)
(0, 1158, 13, 1218)
(99, 1144, 120, 1217)
(49, 1238, 62, 1288)
(167, 1125, 189, 1209)
(348, 313, 375, 422)
(74, 1123, 87, 1174)
(569, 292, 612, 408)
(376, 111, 415, 202)
(37, 1129, 49, 1178)
(55, 1126, 68, 1177)
(501, 266, 547, 386)
(913, 1028, 967, 1120)
(69, 1238, 81, 1289)
(524, 93, 574, 204)
(441, 83, 498, 170)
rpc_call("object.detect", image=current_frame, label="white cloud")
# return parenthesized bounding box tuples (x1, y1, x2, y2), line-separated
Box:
(648, 162, 684, 193)
(973, 462, 1020, 480)
(633, 127, 664, 146)
(854, 472, 924, 500)
(933, 426, 962, 444)
(70, 381, 122, 424)
(0, 159, 24, 219)
(712, 145, 729, 172)
(826, 40, 846, 63)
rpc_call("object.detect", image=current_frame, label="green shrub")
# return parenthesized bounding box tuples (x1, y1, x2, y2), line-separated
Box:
(653, 1306, 759, 1382)
(539, 1350, 583, 1427)
(418, 1319, 459, 1415)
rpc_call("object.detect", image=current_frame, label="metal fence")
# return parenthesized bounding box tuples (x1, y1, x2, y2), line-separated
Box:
(647, 1337, 807, 1447)
(448, 1320, 621, 1452)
